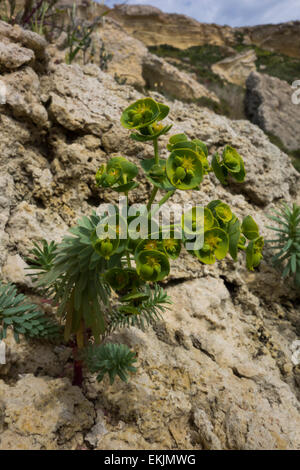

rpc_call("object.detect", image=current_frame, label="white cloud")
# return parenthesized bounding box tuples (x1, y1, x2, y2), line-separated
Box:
(104, 0, 300, 26)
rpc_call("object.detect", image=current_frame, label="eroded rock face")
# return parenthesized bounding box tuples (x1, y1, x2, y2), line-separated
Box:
(46, 18, 217, 103)
(241, 22, 300, 60)
(85, 278, 300, 450)
(246, 71, 300, 151)
(109, 4, 236, 50)
(0, 40, 34, 70)
(0, 23, 299, 450)
(0, 375, 95, 450)
(142, 53, 219, 102)
(212, 49, 257, 87)
(109, 5, 300, 59)
(0, 20, 48, 68)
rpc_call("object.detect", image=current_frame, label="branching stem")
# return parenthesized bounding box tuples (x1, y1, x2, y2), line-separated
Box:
(147, 187, 159, 211)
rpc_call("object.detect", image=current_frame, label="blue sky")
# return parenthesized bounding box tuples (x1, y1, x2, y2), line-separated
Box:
(104, 0, 299, 26)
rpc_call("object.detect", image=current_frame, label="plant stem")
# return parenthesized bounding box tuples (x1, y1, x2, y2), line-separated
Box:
(157, 190, 176, 208)
(72, 320, 88, 387)
(72, 355, 84, 387)
(22, 0, 44, 26)
(126, 252, 132, 268)
(153, 138, 159, 164)
(238, 244, 247, 251)
(146, 187, 159, 211)
(149, 190, 175, 219)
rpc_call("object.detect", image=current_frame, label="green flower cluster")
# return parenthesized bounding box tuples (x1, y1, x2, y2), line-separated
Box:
(95, 156, 139, 193)
(181, 201, 263, 268)
(212, 146, 246, 185)
(95, 97, 263, 275)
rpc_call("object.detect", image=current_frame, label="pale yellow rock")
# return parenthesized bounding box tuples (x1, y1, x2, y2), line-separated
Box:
(110, 5, 300, 59)
(0, 40, 34, 69)
(0, 375, 95, 450)
(143, 53, 220, 102)
(2, 67, 48, 127)
(212, 49, 257, 87)
(2, 254, 32, 286)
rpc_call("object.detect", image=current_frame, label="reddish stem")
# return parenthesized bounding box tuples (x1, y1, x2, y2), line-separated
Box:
(69, 327, 91, 387)
(72, 357, 83, 387)
(22, 0, 45, 25)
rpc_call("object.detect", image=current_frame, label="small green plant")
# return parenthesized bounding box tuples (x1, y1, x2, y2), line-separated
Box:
(0, 0, 59, 35)
(267, 202, 300, 287)
(99, 42, 113, 71)
(0, 281, 61, 342)
(23, 97, 263, 387)
(65, 3, 109, 65)
(114, 73, 127, 86)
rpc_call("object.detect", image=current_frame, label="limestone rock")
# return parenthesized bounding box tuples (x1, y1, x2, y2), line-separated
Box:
(46, 18, 216, 103)
(1, 254, 32, 286)
(0, 40, 34, 70)
(110, 4, 236, 50)
(94, 19, 148, 89)
(110, 6, 300, 60)
(246, 71, 300, 151)
(0, 375, 95, 450)
(1, 67, 48, 127)
(85, 278, 300, 450)
(143, 53, 220, 102)
(0, 330, 72, 380)
(45, 64, 129, 136)
(241, 21, 300, 59)
(212, 49, 257, 87)
(0, 20, 47, 61)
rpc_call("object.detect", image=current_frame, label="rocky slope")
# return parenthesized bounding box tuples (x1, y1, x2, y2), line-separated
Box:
(46, 2, 300, 159)
(0, 18, 300, 450)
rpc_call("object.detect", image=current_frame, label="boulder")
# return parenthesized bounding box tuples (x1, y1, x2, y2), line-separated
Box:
(0, 20, 48, 64)
(0, 40, 34, 70)
(85, 278, 300, 450)
(246, 71, 300, 151)
(142, 53, 220, 102)
(1, 67, 48, 127)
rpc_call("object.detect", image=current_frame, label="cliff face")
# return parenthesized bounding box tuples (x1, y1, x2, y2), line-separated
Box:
(241, 22, 300, 59)
(109, 4, 236, 50)
(109, 4, 300, 59)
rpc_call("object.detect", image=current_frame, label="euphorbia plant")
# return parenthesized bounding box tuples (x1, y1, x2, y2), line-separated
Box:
(21, 97, 264, 386)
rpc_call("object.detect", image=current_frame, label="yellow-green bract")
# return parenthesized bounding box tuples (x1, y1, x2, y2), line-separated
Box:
(121, 98, 161, 130)
(166, 148, 203, 190)
(193, 228, 229, 264)
(136, 250, 170, 282)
